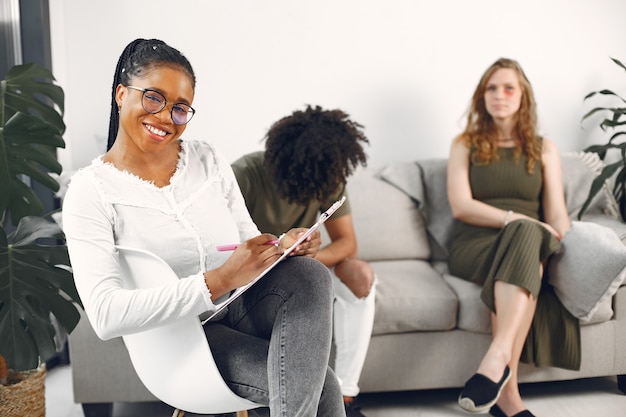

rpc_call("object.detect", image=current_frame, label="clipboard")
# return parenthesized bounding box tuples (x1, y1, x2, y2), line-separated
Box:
(203, 196, 346, 322)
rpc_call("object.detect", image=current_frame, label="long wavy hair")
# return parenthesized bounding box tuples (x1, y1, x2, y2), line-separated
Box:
(461, 58, 542, 173)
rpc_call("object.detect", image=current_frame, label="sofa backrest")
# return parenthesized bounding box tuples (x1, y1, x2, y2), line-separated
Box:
(320, 167, 431, 262)
(331, 152, 620, 263)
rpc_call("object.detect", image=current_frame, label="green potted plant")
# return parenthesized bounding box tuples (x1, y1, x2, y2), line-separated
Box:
(579, 57, 626, 221)
(0, 63, 83, 414)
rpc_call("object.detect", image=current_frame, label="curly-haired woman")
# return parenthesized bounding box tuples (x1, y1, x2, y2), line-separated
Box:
(448, 58, 577, 417)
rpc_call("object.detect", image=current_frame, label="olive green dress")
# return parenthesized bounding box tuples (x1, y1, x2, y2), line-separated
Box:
(448, 146, 581, 370)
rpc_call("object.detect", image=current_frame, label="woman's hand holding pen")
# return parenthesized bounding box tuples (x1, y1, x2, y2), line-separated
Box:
(281, 228, 321, 257)
(204, 234, 283, 300)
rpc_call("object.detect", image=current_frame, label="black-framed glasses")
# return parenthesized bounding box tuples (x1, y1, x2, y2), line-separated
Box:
(126, 85, 195, 125)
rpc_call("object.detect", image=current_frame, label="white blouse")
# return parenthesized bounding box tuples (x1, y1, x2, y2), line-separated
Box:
(62, 140, 260, 340)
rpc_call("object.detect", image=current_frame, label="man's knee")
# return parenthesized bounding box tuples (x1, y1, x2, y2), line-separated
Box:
(336, 259, 375, 299)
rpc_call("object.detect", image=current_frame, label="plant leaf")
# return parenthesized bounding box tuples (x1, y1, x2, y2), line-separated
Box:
(577, 161, 623, 219)
(3, 180, 44, 225)
(600, 118, 626, 130)
(0, 217, 82, 371)
(581, 106, 612, 120)
(0, 63, 66, 226)
(2, 63, 65, 131)
(609, 131, 626, 143)
(611, 57, 626, 73)
(584, 139, 626, 159)
(583, 89, 626, 106)
(580, 57, 626, 221)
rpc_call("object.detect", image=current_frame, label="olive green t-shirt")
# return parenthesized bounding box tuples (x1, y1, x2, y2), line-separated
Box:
(231, 151, 351, 236)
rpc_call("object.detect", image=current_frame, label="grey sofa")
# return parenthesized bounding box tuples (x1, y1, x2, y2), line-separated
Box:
(68, 152, 626, 416)
(348, 152, 626, 394)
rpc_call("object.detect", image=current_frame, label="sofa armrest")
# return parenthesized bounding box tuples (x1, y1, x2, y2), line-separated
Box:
(613, 285, 626, 321)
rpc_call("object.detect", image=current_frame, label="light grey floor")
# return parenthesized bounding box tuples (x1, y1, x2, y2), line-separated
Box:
(46, 363, 626, 417)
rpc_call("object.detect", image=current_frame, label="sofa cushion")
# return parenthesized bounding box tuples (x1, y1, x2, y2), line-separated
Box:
(582, 296, 614, 325)
(377, 161, 424, 204)
(371, 259, 457, 335)
(346, 167, 430, 261)
(443, 274, 492, 334)
(443, 270, 614, 334)
(561, 152, 621, 220)
(379, 159, 453, 261)
(548, 221, 626, 321)
(414, 159, 454, 261)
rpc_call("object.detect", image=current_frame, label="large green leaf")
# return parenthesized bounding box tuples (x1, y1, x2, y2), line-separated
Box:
(0, 217, 82, 371)
(0, 63, 66, 226)
(0, 64, 81, 371)
(1, 63, 65, 131)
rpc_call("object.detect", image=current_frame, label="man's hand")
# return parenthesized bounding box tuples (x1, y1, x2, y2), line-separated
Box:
(281, 228, 321, 257)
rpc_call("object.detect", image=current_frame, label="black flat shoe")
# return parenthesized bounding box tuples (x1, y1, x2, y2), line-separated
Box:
(490, 404, 507, 417)
(490, 404, 536, 417)
(458, 365, 512, 413)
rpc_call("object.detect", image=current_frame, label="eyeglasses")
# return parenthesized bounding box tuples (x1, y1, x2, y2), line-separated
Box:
(125, 85, 195, 125)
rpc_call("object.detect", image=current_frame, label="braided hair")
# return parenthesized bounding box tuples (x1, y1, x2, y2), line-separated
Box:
(264, 105, 369, 205)
(106, 38, 196, 151)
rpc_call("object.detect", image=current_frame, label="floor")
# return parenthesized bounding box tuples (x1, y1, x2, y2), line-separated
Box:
(45, 362, 626, 417)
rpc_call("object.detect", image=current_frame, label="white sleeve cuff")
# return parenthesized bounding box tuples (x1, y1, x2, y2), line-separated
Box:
(194, 272, 215, 311)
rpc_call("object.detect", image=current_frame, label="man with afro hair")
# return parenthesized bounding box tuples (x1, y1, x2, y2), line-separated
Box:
(232, 105, 376, 417)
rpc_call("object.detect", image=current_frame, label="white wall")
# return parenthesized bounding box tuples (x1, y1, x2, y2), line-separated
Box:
(49, 0, 626, 171)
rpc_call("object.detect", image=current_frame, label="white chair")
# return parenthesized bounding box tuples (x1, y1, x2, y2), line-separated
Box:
(116, 245, 261, 417)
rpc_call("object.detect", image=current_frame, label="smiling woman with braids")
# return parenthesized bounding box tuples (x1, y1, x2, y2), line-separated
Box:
(62, 39, 346, 417)
(232, 106, 376, 417)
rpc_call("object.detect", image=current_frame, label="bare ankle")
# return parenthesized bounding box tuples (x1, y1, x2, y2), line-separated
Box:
(477, 347, 510, 381)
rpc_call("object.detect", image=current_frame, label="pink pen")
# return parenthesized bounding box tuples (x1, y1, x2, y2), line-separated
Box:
(217, 240, 281, 251)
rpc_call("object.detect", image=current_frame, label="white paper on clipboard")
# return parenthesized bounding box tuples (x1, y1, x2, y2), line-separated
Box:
(203, 196, 346, 323)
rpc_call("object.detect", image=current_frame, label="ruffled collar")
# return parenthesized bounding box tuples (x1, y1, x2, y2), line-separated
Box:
(95, 140, 187, 189)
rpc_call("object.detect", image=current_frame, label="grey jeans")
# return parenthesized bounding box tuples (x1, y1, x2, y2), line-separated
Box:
(205, 256, 345, 417)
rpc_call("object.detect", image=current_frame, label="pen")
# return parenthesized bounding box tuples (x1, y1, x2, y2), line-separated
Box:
(217, 240, 281, 251)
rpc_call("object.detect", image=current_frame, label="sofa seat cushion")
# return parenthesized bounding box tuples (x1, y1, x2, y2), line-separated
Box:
(443, 274, 492, 334)
(371, 259, 457, 335)
(443, 271, 614, 335)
